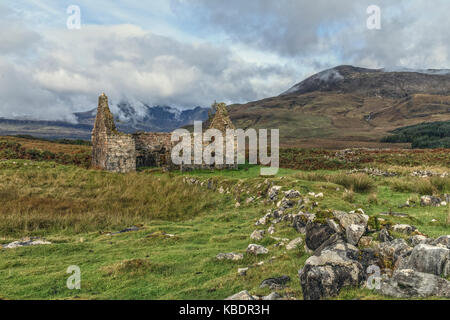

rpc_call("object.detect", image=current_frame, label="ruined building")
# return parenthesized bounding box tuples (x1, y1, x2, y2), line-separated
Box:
(91, 93, 237, 173)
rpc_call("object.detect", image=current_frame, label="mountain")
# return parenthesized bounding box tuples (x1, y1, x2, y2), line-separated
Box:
(228, 65, 450, 148)
(0, 104, 209, 140)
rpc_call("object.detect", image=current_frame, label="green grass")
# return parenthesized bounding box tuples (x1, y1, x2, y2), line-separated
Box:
(0, 159, 449, 300)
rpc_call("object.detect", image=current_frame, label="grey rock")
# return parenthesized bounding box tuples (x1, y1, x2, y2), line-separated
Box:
(305, 221, 336, 251)
(2, 238, 51, 249)
(268, 186, 282, 201)
(420, 195, 442, 207)
(378, 269, 450, 298)
(300, 249, 365, 300)
(247, 244, 269, 255)
(375, 239, 412, 269)
(260, 275, 291, 289)
(403, 244, 450, 277)
(292, 212, 315, 234)
(378, 228, 394, 242)
(284, 189, 301, 199)
(225, 290, 256, 300)
(432, 235, 450, 249)
(238, 268, 249, 276)
(262, 292, 283, 300)
(250, 230, 265, 241)
(286, 237, 303, 250)
(409, 235, 428, 246)
(216, 253, 244, 261)
(333, 211, 368, 245)
(392, 224, 417, 235)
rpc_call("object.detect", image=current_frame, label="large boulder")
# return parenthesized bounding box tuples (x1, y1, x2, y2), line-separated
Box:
(333, 211, 368, 245)
(402, 244, 450, 277)
(305, 221, 336, 251)
(378, 269, 450, 298)
(299, 249, 365, 300)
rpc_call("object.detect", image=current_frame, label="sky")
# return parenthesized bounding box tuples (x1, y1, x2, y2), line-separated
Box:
(1, 0, 450, 121)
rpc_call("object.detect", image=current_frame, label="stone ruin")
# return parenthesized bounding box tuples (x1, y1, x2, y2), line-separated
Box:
(91, 93, 237, 173)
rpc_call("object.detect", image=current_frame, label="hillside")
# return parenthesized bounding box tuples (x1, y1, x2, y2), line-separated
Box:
(228, 65, 450, 148)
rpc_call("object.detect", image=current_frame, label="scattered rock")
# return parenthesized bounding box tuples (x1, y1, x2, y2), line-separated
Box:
(420, 195, 442, 207)
(246, 197, 255, 204)
(2, 238, 52, 249)
(260, 275, 291, 290)
(216, 253, 244, 261)
(286, 237, 303, 250)
(267, 226, 275, 235)
(225, 290, 256, 300)
(235, 202, 241, 208)
(284, 190, 301, 199)
(262, 292, 283, 300)
(268, 186, 282, 201)
(292, 212, 315, 234)
(250, 230, 265, 241)
(247, 244, 269, 255)
(108, 226, 141, 235)
(238, 268, 249, 276)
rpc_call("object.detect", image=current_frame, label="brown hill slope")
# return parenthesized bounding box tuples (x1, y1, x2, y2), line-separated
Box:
(228, 66, 450, 148)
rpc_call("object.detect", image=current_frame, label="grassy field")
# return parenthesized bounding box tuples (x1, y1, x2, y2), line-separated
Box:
(0, 137, 449, 300)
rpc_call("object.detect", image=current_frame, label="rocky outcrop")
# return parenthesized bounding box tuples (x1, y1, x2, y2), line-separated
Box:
(401, 244, 450, 277)
(378, 269, 450, 298)
(299, 249, 365, 300)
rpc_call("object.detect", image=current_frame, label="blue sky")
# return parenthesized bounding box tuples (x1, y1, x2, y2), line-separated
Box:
(1, 0, 450, 121)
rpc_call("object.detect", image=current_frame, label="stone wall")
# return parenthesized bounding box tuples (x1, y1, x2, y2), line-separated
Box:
(133, 132, 172, 168)
(105, 134, 136, 173)
(92, 94, 238, 173)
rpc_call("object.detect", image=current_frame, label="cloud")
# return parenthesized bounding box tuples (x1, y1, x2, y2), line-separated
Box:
(2, 1, 450, 121)
(0, 5, 295, 121)
(171, 0, 450, 69)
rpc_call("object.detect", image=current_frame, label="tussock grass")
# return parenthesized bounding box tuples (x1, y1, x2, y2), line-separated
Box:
(328, 173, 375, 193)
(0, 161, 227, 236)
(388, 177, 445, 195)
